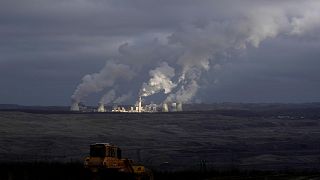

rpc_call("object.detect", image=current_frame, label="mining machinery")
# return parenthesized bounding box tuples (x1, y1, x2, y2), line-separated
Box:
(84, 143, 153, 180)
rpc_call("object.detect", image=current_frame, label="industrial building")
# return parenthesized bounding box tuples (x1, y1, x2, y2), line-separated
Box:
(111, 96, 160, 113)
(70, 96, 183, 113)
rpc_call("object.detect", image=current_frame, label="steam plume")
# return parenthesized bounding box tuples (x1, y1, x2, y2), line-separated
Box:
(71, 1, 320, 104)
(71, 61, 134, 103)
(140, 62, 176, 97)
(113, 92, 132, 104)
(99, 89, 116, 104)
(163, 3, 320, 103)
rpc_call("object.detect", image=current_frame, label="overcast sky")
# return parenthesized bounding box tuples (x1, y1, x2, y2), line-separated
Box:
(1, 0, 320, 106)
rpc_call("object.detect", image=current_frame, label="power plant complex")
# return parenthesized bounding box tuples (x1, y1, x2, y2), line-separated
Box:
(70, 96, 183, 113)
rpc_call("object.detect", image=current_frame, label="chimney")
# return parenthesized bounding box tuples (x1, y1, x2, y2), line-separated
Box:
(138, 96, 142, 112)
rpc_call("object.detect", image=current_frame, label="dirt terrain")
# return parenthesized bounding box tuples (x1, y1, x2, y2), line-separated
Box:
(0, 110, 320, 171)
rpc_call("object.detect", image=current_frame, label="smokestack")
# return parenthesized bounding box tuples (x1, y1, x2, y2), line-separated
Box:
(138, 96, 142, 112)
(97, 103, 106, 112)
(171, 102, 177, 112)
(162, 103, 169, 112)
(70, 100, 79, 111)
(177, 102, 183, 112)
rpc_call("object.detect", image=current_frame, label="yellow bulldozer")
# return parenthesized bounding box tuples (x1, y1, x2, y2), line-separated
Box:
(84, 143, 153, 180)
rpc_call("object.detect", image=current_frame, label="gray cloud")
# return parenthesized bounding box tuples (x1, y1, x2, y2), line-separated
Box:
(1, 0, 320, 105)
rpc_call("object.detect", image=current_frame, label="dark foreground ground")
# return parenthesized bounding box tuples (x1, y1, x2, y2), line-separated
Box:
(1, 162, 320, 180)
(1, 105, 320, 179)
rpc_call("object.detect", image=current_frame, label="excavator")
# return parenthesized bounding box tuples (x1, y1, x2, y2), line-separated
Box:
(84, 143, 153, 180)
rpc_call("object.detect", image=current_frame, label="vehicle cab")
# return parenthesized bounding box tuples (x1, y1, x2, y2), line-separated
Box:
(84, 143, 130, 172)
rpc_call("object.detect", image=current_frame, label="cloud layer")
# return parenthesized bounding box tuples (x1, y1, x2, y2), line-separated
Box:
(1, 0, 320, 105)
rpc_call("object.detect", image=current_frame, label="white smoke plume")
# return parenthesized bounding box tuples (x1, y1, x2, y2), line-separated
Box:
(99, 90, 132, 105)
(140, 62, 176, 97)
(71, 1, 320, 104)
(99, 89, 116, 104)
(71, 61, 134, 103)
(113, 92, 132, 104)
(163, 2, 320, 103)
(165, 67, 202, 103)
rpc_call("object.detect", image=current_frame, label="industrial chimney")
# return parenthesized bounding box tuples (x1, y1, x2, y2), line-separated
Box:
(177, 103, 183, 112)
(138, 96, 142, 112)
(162, 103, 169, 112)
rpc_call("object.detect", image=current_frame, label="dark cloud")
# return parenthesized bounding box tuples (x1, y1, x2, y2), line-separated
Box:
(1, 0, 320, 105)
(203, 37, 320, 103)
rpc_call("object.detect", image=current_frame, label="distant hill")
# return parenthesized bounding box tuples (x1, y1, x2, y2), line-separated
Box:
(2, 102, 320, 111)
(183, 102, 320, 119)
(183, 102, 320, 111)
(0, 104, 69, 111)
(1, 103, 320, 118)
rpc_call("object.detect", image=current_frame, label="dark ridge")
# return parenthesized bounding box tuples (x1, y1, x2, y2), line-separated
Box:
(0, 162, 320, 180)
(1, 108, 320, 119)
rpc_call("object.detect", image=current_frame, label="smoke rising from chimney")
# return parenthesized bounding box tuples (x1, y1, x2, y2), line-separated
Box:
(99, 89, 116, 104)
(71, 1, 320, 104)
(140, 62, 176, 97)
(71, 61, 134, 103)
(113, 92, 132, 104)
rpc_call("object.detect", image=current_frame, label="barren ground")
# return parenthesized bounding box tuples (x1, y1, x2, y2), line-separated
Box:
(0, 111, 320, 171)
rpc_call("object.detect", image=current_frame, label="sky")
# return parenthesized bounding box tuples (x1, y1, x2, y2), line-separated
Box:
(1, 0, 320, 106)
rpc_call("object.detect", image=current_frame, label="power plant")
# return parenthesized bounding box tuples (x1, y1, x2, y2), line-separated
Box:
(70, 96, 183, 113)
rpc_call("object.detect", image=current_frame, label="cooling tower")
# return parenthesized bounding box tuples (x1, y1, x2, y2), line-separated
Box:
(171, 102, 177, 112)
(177, 103, 183, 112)
(162, 103, 169, 112)
(97, 103, 106, 112)
(70, 102, 80, 111)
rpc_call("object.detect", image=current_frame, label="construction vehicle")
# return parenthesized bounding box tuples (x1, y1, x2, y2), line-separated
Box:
(84, 143, 153, 180)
